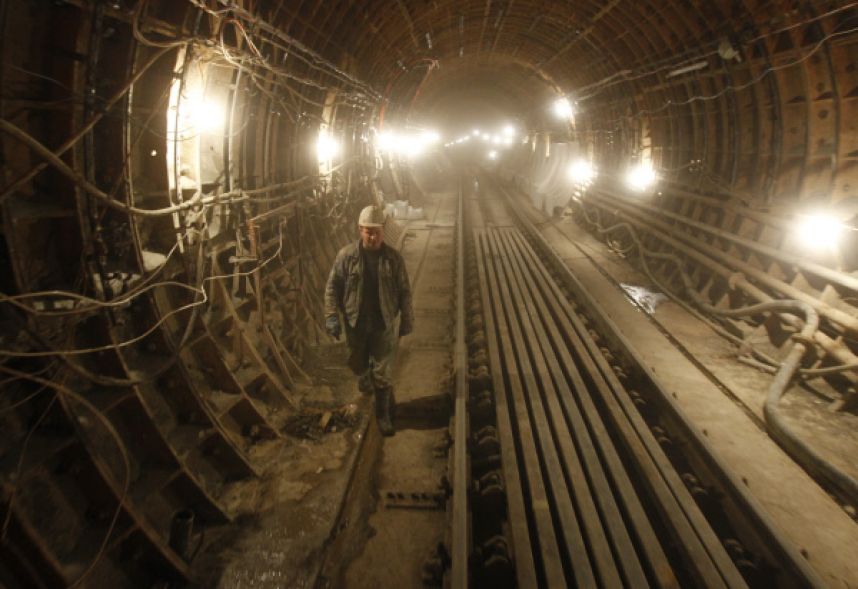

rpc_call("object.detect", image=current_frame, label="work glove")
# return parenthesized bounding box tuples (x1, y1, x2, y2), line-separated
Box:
(399, 320, 412, 338)
(325, 316, 341, 340)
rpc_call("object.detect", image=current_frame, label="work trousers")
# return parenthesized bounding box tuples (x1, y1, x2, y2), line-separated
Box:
(344, 318, 398, 392)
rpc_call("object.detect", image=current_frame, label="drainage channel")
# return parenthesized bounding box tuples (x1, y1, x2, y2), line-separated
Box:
(447, 177, 824, 588)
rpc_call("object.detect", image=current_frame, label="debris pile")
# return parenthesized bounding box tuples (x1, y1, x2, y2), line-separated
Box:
(282, 404, 359, 439)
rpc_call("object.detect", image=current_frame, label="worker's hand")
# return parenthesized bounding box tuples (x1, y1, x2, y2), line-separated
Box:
(399, 321, 412, 338)
(325, 316, 341, 340)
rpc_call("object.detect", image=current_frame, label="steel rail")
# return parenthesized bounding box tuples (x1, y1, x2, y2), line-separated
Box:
(451, 178, 469, 588)
(485, 228, 637, 589)
(498, 182, 827, 588)
(491, 227, 669, 589)
(472, 231, 546, 588)
(476, 228, 568, 586)
(483, 227, 598, 587)
(478, 222, 742, 587)
(502, 226, 744, 588)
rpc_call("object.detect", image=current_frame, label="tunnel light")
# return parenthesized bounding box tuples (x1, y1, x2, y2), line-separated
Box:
(796, 213, 844, 251)
(191, 99, 225, 133)
(625, 163, 657, 192)
(421, 130, 441, 144)
(181, 90, 225, 134)
(402, 139, 425, 158)
(568, 159, 597, 186)
(552, 97, 574, 119)
(376, 131, 397, 152)
(481, 133, 490, 141)
(502, 124, 515, 136)
(472, 129, 480, 136)
(487, 150, 498, 160)
(666, 60, 709, 79)
(316, 130, 340, 162)
(375, 129, 438, 158)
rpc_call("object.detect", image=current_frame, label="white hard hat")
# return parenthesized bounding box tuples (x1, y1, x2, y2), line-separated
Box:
(358, 205, 385, 227)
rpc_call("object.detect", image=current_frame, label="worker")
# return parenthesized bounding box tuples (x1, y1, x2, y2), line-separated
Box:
(324, 205, 414, 436)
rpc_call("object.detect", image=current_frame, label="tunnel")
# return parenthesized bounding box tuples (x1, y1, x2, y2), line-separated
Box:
(1, 0, 858, 587)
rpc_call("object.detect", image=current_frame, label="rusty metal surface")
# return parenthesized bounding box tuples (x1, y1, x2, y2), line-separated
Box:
(1, 0, 857, 586)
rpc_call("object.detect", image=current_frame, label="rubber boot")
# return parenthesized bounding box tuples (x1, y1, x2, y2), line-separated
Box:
(358, 373, 374, 395)
(375, 387, 395, 436)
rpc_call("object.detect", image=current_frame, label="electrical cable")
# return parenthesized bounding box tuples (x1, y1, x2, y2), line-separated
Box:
(0, 221, 284, 358)
(186, 0, 381, 99)
(586, 21, 858, 123)
(571, 196, 858, 505)
(0, 118, 256, 215)
(576, 200, 858, 378)
(0, 45, 177, 205)
(132, 0, 193, 49)
(0, 361, 59, 416)
(0, 365, 132, 589)
(0, 242, 182, 317)
(577, 3, 858, 102)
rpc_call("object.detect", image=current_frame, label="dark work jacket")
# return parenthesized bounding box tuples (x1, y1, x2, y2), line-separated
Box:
(324, 240, 413, 333)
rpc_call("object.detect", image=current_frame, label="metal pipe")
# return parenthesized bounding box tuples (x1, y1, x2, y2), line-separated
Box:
(451, 178, 469, 587)
(584, 195, 858, 374)
(599, 187, 858, 296)
(724, 300, 858, 504)
(593, 189, 858, 334)
(576, 198, 858, 504)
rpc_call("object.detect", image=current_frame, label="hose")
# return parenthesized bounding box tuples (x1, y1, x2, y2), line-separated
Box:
(575, 199, 858, 506)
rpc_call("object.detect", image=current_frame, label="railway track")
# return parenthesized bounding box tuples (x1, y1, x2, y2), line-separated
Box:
(446, 175, 825, 588)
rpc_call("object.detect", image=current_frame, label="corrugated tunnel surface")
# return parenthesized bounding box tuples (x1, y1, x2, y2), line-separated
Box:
(1, 1, 858, 587)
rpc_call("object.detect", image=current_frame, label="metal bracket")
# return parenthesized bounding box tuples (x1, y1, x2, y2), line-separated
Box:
(381, 489, 446, 510)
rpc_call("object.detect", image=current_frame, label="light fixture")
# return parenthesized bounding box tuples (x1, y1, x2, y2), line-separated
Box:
(316, 130, 340, 162)
(183, 90, 225, 134)
(402, 139, 425, 158)
(376, 131, 397, 152)
(375, 129, 439, 158)
(666, 60, 709, 79)
(472, 129, 480, 136)
(421, 130, 440, 144)
(488, 150, 498, 160)
(502, 124, 515, 136)
(796, 213, 844, 251)
(625, 162, 657, 192)
(568, 159, 596, 185)
(552, 97, 574, 119)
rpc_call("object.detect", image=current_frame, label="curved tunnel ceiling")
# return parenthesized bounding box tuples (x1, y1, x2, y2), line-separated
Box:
(2, 1, 858, 587)
(279, 0, 858, 203)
